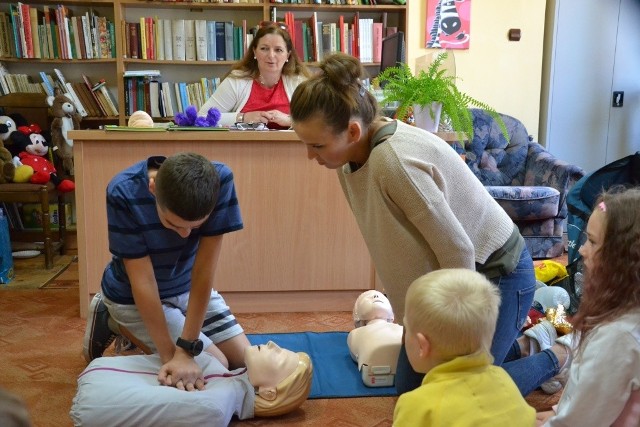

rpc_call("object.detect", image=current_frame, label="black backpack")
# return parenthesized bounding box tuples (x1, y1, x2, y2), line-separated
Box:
(559, 152, 640, 313)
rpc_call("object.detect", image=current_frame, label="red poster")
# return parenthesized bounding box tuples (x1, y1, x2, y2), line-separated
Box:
(426, 0, 471, 49)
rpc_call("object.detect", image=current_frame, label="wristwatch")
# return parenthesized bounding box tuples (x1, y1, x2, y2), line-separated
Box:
(176, 337, 204, 357)
(236, 112, 245, 123)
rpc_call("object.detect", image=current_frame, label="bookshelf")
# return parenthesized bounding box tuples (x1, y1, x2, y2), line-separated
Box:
(1, 1, 408, 126)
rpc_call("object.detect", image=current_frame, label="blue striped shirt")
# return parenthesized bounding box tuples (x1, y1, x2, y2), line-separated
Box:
(101, 157, 243, 304)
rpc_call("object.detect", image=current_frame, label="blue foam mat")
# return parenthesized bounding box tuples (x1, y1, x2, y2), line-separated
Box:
(247, 331, 398, 399)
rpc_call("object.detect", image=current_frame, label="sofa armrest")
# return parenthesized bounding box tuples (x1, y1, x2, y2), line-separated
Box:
(524, 142, 586, 218)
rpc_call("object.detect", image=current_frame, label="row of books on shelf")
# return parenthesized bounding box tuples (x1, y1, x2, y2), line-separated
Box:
(282, 11, 395, 63)
(0, 63, 118, 117)
(1, 202, 73, 232)
(157, 0, 260, 3)
(270, 0, 382, 4)
(0, 3, 115, 60)
(126, 18, 251, 62)
(124, 72, 221, 118)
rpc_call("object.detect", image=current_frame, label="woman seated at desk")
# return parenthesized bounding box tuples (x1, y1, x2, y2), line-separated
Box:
(198, 22, 311, 129)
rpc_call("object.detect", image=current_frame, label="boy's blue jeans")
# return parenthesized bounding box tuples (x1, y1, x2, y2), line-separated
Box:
(395, 247, 560, 396)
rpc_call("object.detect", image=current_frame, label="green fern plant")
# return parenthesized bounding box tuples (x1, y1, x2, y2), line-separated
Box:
(376, 52, 508, 142)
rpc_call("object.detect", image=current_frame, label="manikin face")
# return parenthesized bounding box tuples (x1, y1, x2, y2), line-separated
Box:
(579, 208, 605, 273)
(293, 116, 356, 170)
(254, 34, 290, 76)
(245, 341, 299, 388)
(354, 290, 394, 324)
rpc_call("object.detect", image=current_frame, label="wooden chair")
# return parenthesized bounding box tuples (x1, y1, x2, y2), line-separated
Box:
(0, 182, 66, 269)
(0, 94, 67, 269)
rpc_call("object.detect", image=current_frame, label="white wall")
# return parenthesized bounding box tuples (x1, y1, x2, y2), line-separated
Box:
(407, 0, 546, 140)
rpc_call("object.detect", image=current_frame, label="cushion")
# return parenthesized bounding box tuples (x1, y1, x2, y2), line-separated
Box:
(465, 109, 530, 186)
(486, 186, 560, 221)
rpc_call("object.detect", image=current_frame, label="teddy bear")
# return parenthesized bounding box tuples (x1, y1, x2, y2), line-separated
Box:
(10, 123, 75, 193)
(0, 115, 17, 183)
(47, 91, 81, 177)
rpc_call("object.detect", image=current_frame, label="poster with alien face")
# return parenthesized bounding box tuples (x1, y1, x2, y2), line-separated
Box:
(426, 0, 471, 49)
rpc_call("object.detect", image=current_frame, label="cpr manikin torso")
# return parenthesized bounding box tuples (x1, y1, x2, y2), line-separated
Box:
(347, 290, 403, 387)
(70, 341, 313, 426)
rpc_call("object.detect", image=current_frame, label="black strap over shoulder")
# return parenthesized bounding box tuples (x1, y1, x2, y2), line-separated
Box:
(370, 120, 398, 149)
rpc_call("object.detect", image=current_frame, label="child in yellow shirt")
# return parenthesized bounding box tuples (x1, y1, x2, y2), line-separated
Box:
(394, 269, 535, 427)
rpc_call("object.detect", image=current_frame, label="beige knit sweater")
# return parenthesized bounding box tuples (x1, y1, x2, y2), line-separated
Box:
(338, 121, 514, 322)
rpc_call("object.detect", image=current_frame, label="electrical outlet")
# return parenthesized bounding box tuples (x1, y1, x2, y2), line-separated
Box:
(613, 91, 624, 107)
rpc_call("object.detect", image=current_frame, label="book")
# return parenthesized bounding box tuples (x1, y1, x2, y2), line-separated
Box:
(81, 74, 108, 116)
(184, 19, 196, 61)
(18, 3, 32, 58)
(128, 22, 139, 59)
(29, 4, 41, 58)
(214, 21, 225, 61)
(162, 19, 172, 60)
(149, 79, 161, 117)
(224, 21, 234, 61)
(139, 17, 147, 59)
(172, 19, 185, 61)
(194, 19, 207, 61)
(372, 22, 383, 63)
(143, 16, 153, 60)
(206, 21, 217, 61)
(9, 4, 23, 58)
(123, 69, 161, 78)
(39, 71, 55, 96)
(73, 81, 99, 117)
(161, 81, 175, 117)
(155, 17, 164, 60)
(81, 13, 93, 59)
(98, 83, 119, 116)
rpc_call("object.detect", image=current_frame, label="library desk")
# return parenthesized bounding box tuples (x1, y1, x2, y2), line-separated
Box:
(70, 130, 372, 318)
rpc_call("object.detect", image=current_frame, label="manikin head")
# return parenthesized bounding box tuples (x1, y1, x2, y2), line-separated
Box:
(246, 341, 313, 417)
(353, 290, 395, 328)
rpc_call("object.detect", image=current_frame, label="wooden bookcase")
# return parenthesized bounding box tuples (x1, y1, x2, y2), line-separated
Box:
(1, 1, 407, 125)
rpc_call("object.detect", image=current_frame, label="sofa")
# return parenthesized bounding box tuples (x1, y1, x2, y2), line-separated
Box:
(463, 109, 585, 259)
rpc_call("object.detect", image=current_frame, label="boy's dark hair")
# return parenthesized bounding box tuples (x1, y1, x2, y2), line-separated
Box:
(154, 152, 220, 221)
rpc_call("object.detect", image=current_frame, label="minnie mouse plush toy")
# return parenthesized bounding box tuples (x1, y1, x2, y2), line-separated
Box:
(12, 124, 75, 193)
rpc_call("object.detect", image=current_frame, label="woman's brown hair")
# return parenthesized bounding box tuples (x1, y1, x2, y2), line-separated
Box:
(290, 52, 379, 134)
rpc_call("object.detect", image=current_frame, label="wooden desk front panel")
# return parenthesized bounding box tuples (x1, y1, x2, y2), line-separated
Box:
(72, 131, 372, 317)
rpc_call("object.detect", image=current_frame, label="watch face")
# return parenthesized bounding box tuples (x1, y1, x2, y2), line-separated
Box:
(177, 338, 204, 356)
(192, 339, 204, 356)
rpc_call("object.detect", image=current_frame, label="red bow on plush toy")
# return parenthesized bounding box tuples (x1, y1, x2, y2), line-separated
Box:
(11, 124, 75, 193)
(17, 124, 43, 136)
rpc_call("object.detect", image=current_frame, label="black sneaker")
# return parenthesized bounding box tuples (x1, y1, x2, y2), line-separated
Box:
(82, 293, 117, 363)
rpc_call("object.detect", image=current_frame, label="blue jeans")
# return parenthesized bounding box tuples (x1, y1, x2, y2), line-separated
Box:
(395, 246, 560, 396)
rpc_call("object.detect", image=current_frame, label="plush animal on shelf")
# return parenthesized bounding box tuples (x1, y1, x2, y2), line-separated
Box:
(174, 106, 221, 127)
(0, 115, 19, 183)
(11, 123, 75, 193)
(47, 91, 81, 176)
